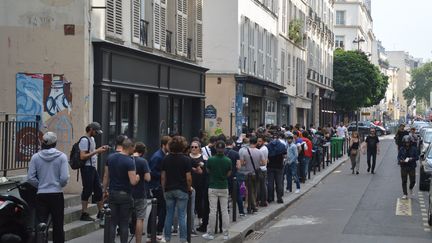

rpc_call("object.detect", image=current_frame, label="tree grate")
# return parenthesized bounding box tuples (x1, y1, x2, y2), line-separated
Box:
(245, 231, 265, 241)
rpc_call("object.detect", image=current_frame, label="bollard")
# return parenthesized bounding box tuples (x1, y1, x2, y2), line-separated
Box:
(103, 204, 111, 243)
(232, 177, 237, 222)
(187, 192, 192, 243)
(151, 198, 158, 243)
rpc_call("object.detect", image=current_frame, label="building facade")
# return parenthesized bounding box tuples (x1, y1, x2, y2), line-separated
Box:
(305, 0, 335, 127)
(0, 0, 206, 190)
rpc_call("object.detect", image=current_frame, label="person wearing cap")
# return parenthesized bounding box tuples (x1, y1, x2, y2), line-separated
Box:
(27, 132, 69, 243)
(202, 141, 232, 240)
(80, 122, 109, 221)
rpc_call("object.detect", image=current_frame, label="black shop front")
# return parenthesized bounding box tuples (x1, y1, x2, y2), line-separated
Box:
(93, 42, 207, 157)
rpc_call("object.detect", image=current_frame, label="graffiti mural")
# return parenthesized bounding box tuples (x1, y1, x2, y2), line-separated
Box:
(16, 73, 73, 154)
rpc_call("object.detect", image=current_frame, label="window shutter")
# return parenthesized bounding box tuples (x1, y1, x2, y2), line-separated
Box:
(196, 0, 203, 59)
(176, 0, 184, 55)
(182, 0, 188, 56)
(114, 0, 123, 36)
(153, 0, 161, 49)
(132, 0, 140, 43)
(160, 0, 167, 50)
(106, 0, 115, 35)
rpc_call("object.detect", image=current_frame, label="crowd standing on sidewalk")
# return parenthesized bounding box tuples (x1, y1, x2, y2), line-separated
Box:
(26, 121, 353, 243)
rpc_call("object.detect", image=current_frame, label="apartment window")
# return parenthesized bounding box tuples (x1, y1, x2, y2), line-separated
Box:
(132, 0, 150, 46)
(272, 36, 278, 82)
(240, 17, 248, 72)
(281, 50, 285, 86)
(248, 20, 256, 75)
(166, 30, 172, 53)
(336, 10, 345, 25)
(281, 0, 287, 34)
(258, 28, 264, 77)
(176, 0, 188, 56)
(152, 0, 167, 50)
(287, 53, 291, 85)
(335, 35, 345, 49)
(106, 0, 123, 38)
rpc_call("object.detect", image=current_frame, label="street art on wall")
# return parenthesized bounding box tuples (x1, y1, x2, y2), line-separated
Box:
(16, 73, 73, 154)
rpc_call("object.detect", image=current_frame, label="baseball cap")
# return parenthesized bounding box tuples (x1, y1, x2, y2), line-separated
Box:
(88, 122, 103, 134)
(215, 141, 226, 150)
(42, 132, 57, 145)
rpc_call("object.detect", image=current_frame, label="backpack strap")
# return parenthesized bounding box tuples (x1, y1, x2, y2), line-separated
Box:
(246, 148, 257, 174)
(76, 136, 91, 182)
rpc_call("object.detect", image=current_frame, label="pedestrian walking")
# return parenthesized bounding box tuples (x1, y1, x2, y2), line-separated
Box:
(336, 122, 347, 138)
(239, 137, 266, 214)
(362, 128, 380, 174)
(349, 131, 361, 175)
(202, 141, 232, 240)
(147, 136, 171, 238)
(266, 133, 286, 204)
(285, 135, 300, 194)
(79, 122, 109, 221)
(131, 142, 151, 243)
(256, 135, 269, 206)
(394, 124, 409, 150)
(27, 132, 69, 243)
(102, 138, 140, 243)
(397, 135, 419, 199)
(161, 136, 192, 243)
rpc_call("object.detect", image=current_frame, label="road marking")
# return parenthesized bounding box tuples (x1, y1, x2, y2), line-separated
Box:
(271, 216, 322, 228)
(421, 208, 427, 212)
(423, 217, 428, 221)
(333, 170, 341, 173)
(396, 198, 412, 216)
(423, 223, 429, 227)
(422, 213, 428, 217)
(425, 228, 431, 232)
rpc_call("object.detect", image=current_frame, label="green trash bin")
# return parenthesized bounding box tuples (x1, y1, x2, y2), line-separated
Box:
(330, 137, 344, 158)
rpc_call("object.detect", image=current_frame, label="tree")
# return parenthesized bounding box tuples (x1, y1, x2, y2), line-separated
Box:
(403, 62, 432, 107)
(333, 49, 389, 112)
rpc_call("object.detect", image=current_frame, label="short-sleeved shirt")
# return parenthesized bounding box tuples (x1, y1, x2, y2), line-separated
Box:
(239, 147, 263, 175)
(224, 148, 240, 177)
(336, 126, 347, 138)
(79, 136, 97, 167)
(207, 154, 232, 189)
(132, 156, 151, 199)
(365, 135, 379, 151)
(106, 153, 136, 193)
(161, 153, 192, 193)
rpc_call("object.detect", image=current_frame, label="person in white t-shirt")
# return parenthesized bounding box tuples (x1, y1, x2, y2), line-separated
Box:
(256, 136, 269, 206)
(336, 122, 347, 138)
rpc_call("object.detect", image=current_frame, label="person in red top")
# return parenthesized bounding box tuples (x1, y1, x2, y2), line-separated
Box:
(301, 131, 313, 182)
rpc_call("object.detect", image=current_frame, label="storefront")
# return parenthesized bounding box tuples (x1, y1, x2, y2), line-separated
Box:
(234, 75, 284, 134)
(319, 88, 336, 127)
(93, 42, 207, 156)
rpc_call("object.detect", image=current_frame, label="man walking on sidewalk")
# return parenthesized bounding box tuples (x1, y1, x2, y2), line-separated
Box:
(80, 122, 109, 221)
(363, 128, 380, 174)
(397, 135, 419, 199)
(202, 141, 232, 240)
(28, 132, 69, 243)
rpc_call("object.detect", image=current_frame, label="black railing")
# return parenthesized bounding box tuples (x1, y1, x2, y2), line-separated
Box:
(187, 38, 192, 59)
(166, 30, 172, 53)
(140, 20, 149, 46)
(0, 114, 40, 177)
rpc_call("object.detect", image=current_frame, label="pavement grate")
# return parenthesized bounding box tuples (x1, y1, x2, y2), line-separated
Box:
(245, 231, 265, 241)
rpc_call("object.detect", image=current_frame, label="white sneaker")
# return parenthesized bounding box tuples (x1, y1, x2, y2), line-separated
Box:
(223, 231, 230, 240)
(202, 233, 215, 240)
(401, 195, 408, 200)
(295, 189, 300, 194)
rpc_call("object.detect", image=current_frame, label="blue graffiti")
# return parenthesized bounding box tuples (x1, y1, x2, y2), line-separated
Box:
(16, 73, 43, 122)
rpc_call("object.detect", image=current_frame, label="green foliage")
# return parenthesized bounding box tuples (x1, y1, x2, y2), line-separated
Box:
(403, 62, 432, 106)
(333, 49, 389, 112)
(289, 19, 303, 45)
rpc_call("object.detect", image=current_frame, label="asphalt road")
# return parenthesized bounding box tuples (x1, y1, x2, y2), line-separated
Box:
(253, 136, 432, 243)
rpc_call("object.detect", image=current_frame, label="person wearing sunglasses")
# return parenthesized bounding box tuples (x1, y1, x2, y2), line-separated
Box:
(362, 128, 380, 174)
(189, 141, 206, 235)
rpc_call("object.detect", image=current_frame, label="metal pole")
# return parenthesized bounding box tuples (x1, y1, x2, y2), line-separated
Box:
(2, 114, 8, 177)
(232, 177, 237, 222)
(151, 198, 158, 243)
(103, 204, 111, 243)
(230, 113, 233, 137)
(187, 192, 192, 243)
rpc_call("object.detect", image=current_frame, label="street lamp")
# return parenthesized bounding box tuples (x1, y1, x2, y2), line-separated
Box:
(352, 36, 365, 133)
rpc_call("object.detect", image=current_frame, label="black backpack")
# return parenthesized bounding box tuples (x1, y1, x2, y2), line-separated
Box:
(69, 136, 90, 170)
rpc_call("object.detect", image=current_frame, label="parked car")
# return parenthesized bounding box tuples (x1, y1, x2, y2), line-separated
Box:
(420, 128, 432, 154)
(419, 144, 432, 192)
(347, 121, 386, 136)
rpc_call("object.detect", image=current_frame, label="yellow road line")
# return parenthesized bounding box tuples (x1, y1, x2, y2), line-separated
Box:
(396, 198, 412, 216)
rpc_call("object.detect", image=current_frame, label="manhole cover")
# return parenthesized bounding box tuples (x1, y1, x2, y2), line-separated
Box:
(245, 231, 265, 241)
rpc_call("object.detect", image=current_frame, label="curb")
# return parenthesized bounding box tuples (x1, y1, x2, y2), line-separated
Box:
(210, 156, 349, 243)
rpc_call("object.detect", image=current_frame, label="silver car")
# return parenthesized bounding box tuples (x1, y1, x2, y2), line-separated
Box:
(421, 145, 432, 225)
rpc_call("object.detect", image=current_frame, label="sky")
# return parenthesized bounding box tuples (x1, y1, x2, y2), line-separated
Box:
(372, 0, 432, 61)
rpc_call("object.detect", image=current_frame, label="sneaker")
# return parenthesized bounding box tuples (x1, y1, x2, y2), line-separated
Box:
(80, 212, 95, 221)
(202, 233, 215, 240)
(401, 195, 408, 200)
(356, 171, 359, 175)
(239, 213, 246, 217)
(196, 225, 207, 233)
(277, 199, 284, 204)
(171, 229, 178, 236)
(158, 237, 168, 243)
(409, 188, 414, 197)
(252, 208, 258, 213)
(96, 211, 104, 220)
(295, 189, 300, 194)
(223, 231, 229, 240)
(191, 230, 198, 237)
(367, 167, 370, 172)
(285, 190, 290, 194)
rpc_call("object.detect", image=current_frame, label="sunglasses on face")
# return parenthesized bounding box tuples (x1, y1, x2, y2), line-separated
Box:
(191, 146, 199, 149)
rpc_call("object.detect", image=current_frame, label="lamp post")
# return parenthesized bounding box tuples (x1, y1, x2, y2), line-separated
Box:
(352, 36, 366, 132)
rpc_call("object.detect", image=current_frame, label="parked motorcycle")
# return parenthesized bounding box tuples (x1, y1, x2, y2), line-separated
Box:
(0, 181, 50, 243)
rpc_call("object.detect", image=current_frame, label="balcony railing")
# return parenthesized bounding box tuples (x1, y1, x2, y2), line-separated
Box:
(140, 20, 149, 46)
(187, 38, 192, 59)
(166, 30, 172, 53)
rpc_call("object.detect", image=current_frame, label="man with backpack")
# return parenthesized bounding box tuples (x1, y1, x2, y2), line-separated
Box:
(78, 122, 109, 221)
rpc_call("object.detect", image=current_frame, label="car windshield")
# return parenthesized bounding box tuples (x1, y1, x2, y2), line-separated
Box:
(425, 132, 432, 143)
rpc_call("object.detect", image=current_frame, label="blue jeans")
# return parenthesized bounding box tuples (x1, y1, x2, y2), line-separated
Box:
(303, 157, 311, 179)
(164, 190, 188, 242)
(285, 162, 300, 191)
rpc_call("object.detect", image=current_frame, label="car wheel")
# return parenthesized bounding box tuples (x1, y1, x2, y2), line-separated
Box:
(429, 200, 432, 226)
(419, 166, 430, 191)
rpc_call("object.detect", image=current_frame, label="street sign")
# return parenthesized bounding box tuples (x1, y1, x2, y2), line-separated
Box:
(361, 112, 371, 116)
(204, 105, 217, 119)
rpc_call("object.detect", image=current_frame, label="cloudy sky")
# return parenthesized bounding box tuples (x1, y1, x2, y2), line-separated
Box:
(372, 0, 432, 61)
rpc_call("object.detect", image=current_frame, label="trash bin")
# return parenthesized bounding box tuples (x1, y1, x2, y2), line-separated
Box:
(330, 137, 344, 158)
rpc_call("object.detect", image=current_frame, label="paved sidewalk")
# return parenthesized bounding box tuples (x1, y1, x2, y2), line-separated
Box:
(67, 155, 348, 243)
